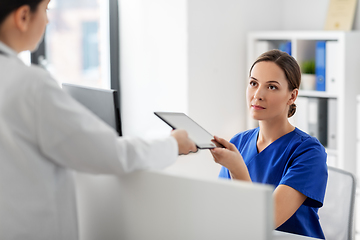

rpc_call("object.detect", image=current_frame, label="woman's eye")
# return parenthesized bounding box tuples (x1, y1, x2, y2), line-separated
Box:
(268, 85, 277, 90)
(249, 81, 257, 87)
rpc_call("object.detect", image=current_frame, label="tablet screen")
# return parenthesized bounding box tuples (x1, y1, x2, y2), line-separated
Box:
(154, 112, 223, 149)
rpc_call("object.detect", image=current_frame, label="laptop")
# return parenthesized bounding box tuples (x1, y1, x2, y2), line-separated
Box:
(62, 83, 122, 136)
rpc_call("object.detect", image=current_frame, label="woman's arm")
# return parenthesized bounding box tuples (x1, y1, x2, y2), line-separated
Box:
(210, 136, 251, 181)
(273, 184, 307, 228)
(211, 136, 307, 228)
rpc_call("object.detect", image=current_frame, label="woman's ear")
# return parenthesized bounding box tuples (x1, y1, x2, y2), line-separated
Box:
(13, 5, 32, 32)
(288, 88, 299, 105)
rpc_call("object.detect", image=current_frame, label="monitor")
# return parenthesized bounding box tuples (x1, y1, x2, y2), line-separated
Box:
(62, 83, 122, 136)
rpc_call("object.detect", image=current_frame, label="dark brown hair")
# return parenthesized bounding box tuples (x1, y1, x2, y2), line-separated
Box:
(249, 49, 301, 118)
(0, 0, 44, 25)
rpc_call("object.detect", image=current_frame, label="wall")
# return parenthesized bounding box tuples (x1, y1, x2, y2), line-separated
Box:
(119, 0, 360, 179)
(164, 0, 284, 178)
(119, 0, 283, 179)
(119, 0, 188, 139)
(281, 0, 360, 31)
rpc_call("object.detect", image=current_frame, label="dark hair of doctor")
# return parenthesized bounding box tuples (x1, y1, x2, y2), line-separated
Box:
(0, 0, 43, 24)
(249, 49, 301, 118)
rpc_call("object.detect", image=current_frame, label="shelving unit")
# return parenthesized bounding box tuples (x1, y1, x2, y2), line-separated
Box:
(248, 31, 360, 239)
(298, 90, 337, 99)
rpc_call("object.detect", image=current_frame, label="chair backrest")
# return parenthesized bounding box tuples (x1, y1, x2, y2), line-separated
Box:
(318, 166, 356, 240)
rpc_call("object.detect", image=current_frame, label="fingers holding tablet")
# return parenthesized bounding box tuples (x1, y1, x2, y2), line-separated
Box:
(212, 136, 233, 150)
(155, 112, 224, 149)
(171, 129, 198, 155)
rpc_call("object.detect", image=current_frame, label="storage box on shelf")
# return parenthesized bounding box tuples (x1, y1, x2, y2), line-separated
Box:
(247, 31, 360, 176)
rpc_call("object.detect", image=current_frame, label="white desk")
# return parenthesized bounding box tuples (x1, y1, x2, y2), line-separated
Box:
(75, 172, 320, 240)
(273, 231, 321, 239)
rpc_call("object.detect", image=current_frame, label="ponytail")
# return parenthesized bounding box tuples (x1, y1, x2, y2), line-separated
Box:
(288, 103, 296, 118)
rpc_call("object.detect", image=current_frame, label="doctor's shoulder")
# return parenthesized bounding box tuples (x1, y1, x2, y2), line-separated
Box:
(17, 61, 58, 88)
(3, 61, 61, 107)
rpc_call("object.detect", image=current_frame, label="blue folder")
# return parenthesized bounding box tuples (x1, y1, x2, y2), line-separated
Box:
(315, 41, 326, 91)
(279, 41, 292, 56)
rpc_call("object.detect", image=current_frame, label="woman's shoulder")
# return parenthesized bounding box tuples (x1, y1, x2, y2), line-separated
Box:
(3, 61, 62, 110)
(292, 128, 323, 145)
(290, 127, 326, 156)
(24, 64, 53, 81)
(5, 57, 54, 86)
(231, 127, 259, 144)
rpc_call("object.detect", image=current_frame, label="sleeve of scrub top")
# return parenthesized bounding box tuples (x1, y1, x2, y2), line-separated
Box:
(35, 71, 178, 175)
(218, 166, 231, 178)
(279, 137, 328, 208)
(218, 132, 245, 179)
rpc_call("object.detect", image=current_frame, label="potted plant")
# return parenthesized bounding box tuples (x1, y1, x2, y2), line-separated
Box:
(300, 59, 316, 90)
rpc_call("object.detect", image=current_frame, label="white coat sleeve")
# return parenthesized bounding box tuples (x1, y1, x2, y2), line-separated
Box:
(35, 71, 178, 175)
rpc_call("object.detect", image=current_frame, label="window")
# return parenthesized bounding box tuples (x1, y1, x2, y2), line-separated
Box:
(41, 0, 110, 89)
(30, 0, 122, 134)
(30, 0, 119, 91)
(82, 21, 100, 73)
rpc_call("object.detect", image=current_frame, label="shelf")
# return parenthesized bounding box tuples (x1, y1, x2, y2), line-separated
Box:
(325, 148, 337, 156)
(298, 90, 337, 99)
(248, 31, 347, 41)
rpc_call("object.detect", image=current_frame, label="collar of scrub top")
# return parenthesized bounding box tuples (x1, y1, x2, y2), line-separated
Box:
(0, 41, 20, 57)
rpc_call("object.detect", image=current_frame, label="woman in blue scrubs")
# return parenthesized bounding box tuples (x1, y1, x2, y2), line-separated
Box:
(211, 50, 327, 239)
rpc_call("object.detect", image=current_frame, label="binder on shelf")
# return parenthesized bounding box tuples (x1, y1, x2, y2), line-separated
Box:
(315, 41, 326, 91)
(279, 41, 292, 56)
(308, 97, 328, 147)
(325, 41, 339, 94)
(307, 98, 318, 138)
(327, 98, 337, 149)
(295, 97, 309, 133)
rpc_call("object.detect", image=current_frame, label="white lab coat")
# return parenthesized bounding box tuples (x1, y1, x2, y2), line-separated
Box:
(0, 42, 178, 240)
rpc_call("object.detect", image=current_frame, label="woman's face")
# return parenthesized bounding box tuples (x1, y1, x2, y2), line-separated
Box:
(25, 0, 50, 51)
(246, 61, 294, 122)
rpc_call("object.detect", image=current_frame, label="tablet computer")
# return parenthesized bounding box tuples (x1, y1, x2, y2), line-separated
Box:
(154, 112, 224, 149)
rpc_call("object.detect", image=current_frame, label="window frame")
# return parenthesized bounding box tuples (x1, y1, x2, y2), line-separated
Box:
(31, 0, 122, 135)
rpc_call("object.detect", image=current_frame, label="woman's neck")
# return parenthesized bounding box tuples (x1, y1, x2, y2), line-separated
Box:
(0, 17, 24, 53)
(257, 118, 295, 150)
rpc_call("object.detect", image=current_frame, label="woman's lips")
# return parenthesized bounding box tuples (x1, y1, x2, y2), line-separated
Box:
(251, 105, 265, 110)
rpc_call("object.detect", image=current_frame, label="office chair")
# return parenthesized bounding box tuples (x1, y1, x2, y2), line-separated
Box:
(318, 166, 356, 240)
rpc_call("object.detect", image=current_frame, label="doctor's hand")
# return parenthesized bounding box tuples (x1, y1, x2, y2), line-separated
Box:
(210, 136, 251, 181)
(171, 130, 197, 155)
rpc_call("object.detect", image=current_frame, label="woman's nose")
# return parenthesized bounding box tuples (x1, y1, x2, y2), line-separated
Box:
(253, 87, 264, 101)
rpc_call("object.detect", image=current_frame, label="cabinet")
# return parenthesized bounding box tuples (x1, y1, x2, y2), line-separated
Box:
(247, 31, 360, 176)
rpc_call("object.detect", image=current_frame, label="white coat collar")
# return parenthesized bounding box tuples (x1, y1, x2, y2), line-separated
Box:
(0, 41, 19, 57)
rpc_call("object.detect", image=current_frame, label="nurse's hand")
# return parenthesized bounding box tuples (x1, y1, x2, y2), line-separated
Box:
(210, 136, 251, 181)
(171, 129, 197, 155)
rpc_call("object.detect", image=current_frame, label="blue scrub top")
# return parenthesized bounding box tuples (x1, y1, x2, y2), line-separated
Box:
(219, 127, 328, 239)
